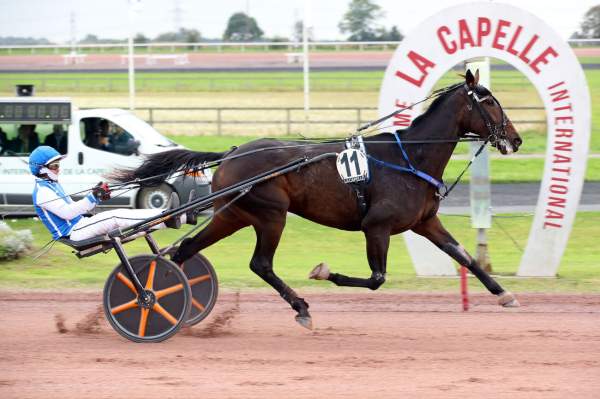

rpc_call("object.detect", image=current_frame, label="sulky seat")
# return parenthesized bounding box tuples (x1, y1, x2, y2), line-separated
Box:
(59, 235, 111, 250)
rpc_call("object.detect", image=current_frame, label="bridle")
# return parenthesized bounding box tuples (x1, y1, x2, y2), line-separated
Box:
(464, 83, 509, 146)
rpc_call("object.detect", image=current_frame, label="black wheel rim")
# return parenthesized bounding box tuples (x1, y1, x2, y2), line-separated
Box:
(180, 252, 219, 326)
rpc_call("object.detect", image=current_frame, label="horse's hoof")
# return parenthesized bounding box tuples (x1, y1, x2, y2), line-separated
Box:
(295, 315, 313, 330)
(309, 263, 330, 280)
(498, 291, 520, 308)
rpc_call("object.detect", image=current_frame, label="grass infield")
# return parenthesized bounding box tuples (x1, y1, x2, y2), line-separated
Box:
(1, 212, 599, 293)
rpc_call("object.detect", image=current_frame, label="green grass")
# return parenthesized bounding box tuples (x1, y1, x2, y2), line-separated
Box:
(0, 71, 388, 92)
(1, 212, 599, 292)
(0, 67, 591, 92)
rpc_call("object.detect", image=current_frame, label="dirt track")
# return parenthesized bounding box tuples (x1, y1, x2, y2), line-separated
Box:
(1, 291, 600, 398)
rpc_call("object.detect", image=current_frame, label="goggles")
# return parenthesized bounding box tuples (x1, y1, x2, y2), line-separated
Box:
(46, 162, 60, 170)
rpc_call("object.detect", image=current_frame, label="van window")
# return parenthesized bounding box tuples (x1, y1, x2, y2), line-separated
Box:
(80, 117, 140, 156)
(0, 123, 67, 156)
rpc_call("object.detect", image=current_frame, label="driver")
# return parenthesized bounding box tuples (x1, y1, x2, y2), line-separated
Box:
(29, 146, 193, 241)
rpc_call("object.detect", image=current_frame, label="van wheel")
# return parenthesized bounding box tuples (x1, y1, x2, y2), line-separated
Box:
(137, 184, 177, 209)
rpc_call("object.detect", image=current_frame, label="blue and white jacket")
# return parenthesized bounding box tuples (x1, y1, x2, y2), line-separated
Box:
(33, 179, 98, 240)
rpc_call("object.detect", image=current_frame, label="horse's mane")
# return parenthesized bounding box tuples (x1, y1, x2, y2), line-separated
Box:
(408, 82, 464, 128)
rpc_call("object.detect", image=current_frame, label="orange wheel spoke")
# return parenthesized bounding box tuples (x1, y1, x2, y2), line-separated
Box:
(145, 260, 157, 290)
(111, 298, 138, 315)
(188, 274, 211, 286)
(192, 298, 205, 312)
(138, 308, 149, 337)
(155, 283, 184, 299)
(116, 272, 137, 294)
(153, 303, 178, 325)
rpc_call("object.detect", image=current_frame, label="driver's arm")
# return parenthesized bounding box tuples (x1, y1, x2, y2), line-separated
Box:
(37, 186, 98, 221)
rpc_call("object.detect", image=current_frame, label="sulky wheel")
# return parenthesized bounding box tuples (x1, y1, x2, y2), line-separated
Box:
(165, 247, 219, 326)
(103, 255, 192, 343)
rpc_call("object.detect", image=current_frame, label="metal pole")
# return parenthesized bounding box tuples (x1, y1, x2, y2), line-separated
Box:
(127, 1, 137, 111)
(460, 265, 469, 311)
(466, 58, 492, 272)
(302, 0, 311, 136)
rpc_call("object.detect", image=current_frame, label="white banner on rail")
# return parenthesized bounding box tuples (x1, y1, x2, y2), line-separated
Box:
(378, 2, 590, 277)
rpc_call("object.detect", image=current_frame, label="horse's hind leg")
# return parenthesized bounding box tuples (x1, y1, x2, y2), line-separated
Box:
(171, 215, 247, 264)
(249, 214, 313, 329)
(310, 224, 391, 290)
(412, 215, 519, 307)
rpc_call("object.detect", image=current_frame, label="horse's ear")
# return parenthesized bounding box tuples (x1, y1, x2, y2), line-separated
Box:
(465, 69, 476, 87)
(474, 69, 480, 85)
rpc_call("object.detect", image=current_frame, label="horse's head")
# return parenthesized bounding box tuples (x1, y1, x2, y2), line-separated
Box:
(458, 69, 522, 154)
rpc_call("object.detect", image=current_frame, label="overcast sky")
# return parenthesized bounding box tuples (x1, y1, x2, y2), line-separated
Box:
(0, 0, 597, 43)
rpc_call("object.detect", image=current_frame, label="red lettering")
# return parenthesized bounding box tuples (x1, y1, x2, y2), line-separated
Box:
(477, 17, 491, 46)
(530, 46, 558, 74)
(550, 185, 568, 195)
(552, 166, 571, 175)
(394, 51, 436, 88)
(492, 19, 511, 50)
(506, 25, 523, 56)
(553, 153, 571, 163)
(548, 197, 567, 208)
(458, 19, 475, 49)
(437, 26, 456, 54)
(544, 221, 562, 229)
(556, 128, 573, 138)
(519, 34, 539, 64)
(545, 209, 565, 219)
(393, 100, 412, 127)
(549, 88, 569, 103)
(554, 141, 573, 152)
(555, 116, 574, 124)
(548, 81, 565, 90)
(554, 104, 573, 112)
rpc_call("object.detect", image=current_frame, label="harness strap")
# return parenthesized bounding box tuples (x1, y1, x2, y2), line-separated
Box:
(367, 131, 446, 193)
(345, 135, 370, 218)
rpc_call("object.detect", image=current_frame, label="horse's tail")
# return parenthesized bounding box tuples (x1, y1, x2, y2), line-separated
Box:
(110, 148, 226, 186)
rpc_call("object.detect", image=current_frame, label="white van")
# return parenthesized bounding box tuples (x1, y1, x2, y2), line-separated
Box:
(0, 97, 211, 213)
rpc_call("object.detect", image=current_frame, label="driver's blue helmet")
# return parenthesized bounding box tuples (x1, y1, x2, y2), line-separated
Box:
(28, 146, 66, 175)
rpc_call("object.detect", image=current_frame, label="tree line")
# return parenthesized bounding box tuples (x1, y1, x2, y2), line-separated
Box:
(3, 1, 600, 46)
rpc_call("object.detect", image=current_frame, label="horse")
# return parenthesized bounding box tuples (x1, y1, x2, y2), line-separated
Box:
(113, 70, 523, 329)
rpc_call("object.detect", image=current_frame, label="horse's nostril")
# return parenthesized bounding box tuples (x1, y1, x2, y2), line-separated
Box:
(514, 138, 522, 147)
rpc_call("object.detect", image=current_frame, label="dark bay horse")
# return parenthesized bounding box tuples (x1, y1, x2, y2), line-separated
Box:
(115, 70, 523, 329)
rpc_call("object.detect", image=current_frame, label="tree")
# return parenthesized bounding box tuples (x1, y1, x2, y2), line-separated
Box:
(578, 5, 600, 38)
(385, 26, 403, 41)
(338, 0, 384, 41)
(154, 28, 201, 43)
(293, 20, 303, 43)
(79, 34, 100, 44)
(223, 12, 264, 41)
(292, 20, 313, 43)
(134, 33, 149, 44)
(373, 25, 403, 41)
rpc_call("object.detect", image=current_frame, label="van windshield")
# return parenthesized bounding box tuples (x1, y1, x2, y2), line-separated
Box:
(111, 114, 177, 148)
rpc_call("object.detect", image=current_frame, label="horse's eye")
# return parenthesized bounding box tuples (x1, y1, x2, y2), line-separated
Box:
(486, 99, 494, 106)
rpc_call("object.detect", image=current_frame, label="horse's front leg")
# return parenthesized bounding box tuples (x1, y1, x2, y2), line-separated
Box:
(412, 215, 520, 307)
(310, 224, 390, 290)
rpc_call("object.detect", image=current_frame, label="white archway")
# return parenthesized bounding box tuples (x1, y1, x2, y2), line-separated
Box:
(378, 2, 591, 276)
